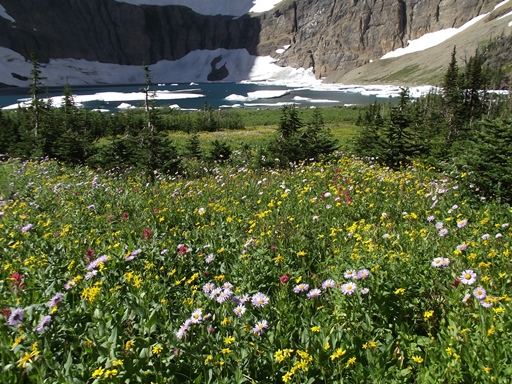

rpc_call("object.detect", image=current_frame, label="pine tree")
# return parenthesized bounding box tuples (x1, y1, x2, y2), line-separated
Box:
(463, 118, 512, 203)
(354, 102, 385, 159)
(300, 108, 338, 160)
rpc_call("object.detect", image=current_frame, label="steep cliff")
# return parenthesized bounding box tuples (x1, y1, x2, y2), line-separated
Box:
(0, 0, 506, 85)
(0, 0, 260, 64)
(260, 0, 503, 78)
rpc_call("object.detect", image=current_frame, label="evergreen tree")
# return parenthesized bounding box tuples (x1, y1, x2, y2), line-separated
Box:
(300, 108, 338, 160)
(462, 118, 512, 203)
(208, 139, 232, 162)
(380, 88, 417, 168)
(354, 102, 385, 159)
(443, 47, 465, 144)
(270, 104, 304, 165)
(186, 131, 202, 159)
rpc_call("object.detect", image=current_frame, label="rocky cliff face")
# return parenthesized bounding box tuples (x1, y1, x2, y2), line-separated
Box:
(260, 0, 501, 78)
(0, 0, 260, 64)
(0, 0, 503, 82)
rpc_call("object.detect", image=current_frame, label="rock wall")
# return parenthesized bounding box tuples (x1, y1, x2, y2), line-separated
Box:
(0, 0, 502, 80)
(0, 0, 260, 64)
(260, 0, 500, 78)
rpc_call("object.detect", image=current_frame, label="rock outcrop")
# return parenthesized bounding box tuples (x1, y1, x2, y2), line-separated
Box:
(261, 0, 502, 78)
(0, 0, 504, 82)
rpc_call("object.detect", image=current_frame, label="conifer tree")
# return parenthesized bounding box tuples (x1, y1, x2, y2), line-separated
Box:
(300, 108, 338, 160)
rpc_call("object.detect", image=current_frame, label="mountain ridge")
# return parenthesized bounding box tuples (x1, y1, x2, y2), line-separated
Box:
(0, 0, 510, 87)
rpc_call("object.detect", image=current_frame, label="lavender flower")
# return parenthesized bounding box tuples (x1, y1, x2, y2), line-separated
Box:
(360, 288, 370, 295)
(460, 270, 477, 285)
(438, 229, 449, 237)
(340, 282, 357, 295)
(473, 286, 487, 300)
(321, 279, 336, 289)
(36, 315, 52, 333)
(307, 289, 322, 299)
(344, 270, 357, 279)
(357, 269, 370, 280)
(251, 292, 270, 307)
(293, 283, 310, 293)
(8, 308, 24, 326)
(233, 305, 246, 317)
(253, 320, 268, 335)
(48, 292, 64, 308)
(21, 223, 33, 233)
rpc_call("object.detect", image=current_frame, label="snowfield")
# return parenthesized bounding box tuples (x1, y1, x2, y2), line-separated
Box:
(115, 0, 284, 16)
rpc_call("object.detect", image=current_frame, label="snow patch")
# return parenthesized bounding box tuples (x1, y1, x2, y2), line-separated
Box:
(495, 0, 511, 10)
(381, 13, 489, 59)
(115, 0, 283, 16)
(499, 9, 512, 19)
(0, 5, 15, 22)
(0, 47, 320, 88)
(2, 90, 205, 110)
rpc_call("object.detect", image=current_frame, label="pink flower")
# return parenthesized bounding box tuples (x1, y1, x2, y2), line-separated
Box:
(280, 275, 289, 284)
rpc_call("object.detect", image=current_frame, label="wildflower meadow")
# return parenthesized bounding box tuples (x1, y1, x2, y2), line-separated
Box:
(1, 156, 511, 383)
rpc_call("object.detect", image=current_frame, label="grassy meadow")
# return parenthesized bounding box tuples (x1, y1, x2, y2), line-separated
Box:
(1, 151, 511, 383)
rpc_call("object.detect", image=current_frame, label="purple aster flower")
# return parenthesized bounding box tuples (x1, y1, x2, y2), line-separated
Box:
(427, 215, 435, 222)
(344, 270, 357, 279)
(360, 288, 370, 295)
(209, 288, 222, 299)
(48, 292, 64, 308)
(456, 244, 467, 251)
(251, 292, 270, 307)
(222, 282, 233, 290)
(233, 294, 250, 305)
(496, 233, 503, 239)
(85, 270, 98, 280)
(36, 315, 52, 333)
(340, 282, 357, 295)
(205, 254, 215, 264)
(435, 222, 444, 229)
(64, 280, 75, 290)
(480, 299, 493, 308)
(233, 305, 246, 317)
(21, 224, 33, 233)
(473, 286, 487, 300)
(431, 257, 450, 268)
(8, 308, 24, 326)
(322, 279, 336, 289)
(481, 234, 491, 240)
(253, 320, 268, 335)
(307, 289, 322, 299)
(125, 249, 141, 262)
(216, 289, 233, 304)
(457, 219, 468, 228)
(462, 293, 471, 303)
(460, 270, 477, 285)
(190, 308, 203, 324)
(203, 283, 215, 294)
(357, 269, 370, 280)
(293, 283, 310, 293)
(438, 229, 449, 237)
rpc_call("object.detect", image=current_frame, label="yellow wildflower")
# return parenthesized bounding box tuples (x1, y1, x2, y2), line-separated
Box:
(224, 336, 235, 345)
(16, 352, 34, 368)
(91, 367, 105, 377)
(125, 340, 135, 350)
(310, 326, 321, 333)
(104, 369, 118, 378)
(346, 357, 357, 367)
(329, 348, 346, 361)
(152, 345, 163, 354)
(411, 356, 423, 364)
(394, 288, 406, 295)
